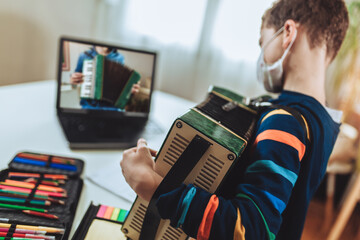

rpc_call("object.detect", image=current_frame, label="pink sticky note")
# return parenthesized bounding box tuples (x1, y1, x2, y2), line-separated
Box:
(96, 205, 107, 218)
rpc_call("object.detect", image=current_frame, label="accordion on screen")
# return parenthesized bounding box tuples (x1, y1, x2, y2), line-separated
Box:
(80, 54, 141, 109)
(122, 86, 268, 240)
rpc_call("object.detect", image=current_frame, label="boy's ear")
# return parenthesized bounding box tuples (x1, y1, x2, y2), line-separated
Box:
(282, 20, 297, 49)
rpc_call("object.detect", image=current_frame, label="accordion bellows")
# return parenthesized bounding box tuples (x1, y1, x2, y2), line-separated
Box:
(80, 55, 141, 109)
(122, 86, 259, 240)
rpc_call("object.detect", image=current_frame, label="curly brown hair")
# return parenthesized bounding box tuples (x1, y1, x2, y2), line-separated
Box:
(262, 0, 349, 60)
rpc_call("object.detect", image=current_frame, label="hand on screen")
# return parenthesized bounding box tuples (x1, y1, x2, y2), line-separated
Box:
(70, 72, 84, 84)
(131, 83, 140, 94)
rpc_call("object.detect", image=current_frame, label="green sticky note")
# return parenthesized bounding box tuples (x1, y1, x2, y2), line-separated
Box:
(117, 209, 128, 223)
(110, 208, 121, 221)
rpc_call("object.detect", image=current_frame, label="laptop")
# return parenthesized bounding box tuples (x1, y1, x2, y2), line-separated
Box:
(56, 37, 157, 149)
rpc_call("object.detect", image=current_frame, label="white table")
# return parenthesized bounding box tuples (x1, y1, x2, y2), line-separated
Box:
(0, 80, 195, 238)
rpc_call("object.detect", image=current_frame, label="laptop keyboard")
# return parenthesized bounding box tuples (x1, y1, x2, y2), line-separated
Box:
(60, 116, 100, 132)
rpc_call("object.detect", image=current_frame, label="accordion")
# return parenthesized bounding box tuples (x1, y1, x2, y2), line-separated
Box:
(80, 54, 141, 109)
(122, 86, 267, 240)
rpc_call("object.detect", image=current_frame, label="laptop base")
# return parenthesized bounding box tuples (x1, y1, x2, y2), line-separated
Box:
(69, 141, 137, 150)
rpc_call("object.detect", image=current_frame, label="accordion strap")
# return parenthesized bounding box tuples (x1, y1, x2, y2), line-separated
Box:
(139, 135, 212, 240)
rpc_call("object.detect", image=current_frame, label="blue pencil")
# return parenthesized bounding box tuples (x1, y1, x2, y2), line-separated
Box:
(13, 157, 77, 171)
(0, 196, 50, 206)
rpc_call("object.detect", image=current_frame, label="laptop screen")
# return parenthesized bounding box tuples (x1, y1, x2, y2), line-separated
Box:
(56, 37, 156, 117)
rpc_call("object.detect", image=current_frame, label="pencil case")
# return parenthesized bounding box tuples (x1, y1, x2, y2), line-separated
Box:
(0, 151, 85, 240)
(8, 151, 84, 178)
(71, 202, 129, 240)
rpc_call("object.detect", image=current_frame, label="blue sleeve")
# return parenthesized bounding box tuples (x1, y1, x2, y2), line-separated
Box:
(156, 112, 307, 239)
(74, 53, 86, 73)
(115, 54, 125, 65)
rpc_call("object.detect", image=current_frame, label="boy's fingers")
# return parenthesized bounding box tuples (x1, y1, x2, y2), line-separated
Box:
(74, 79, 83, 84)
(123, 147, 137, 154)
(136, 139, 157, 157)
(137, 138, 149, 153)
(73, 75, 81, 79)
(138, 138, 147, 146)
(149, 148, 157, 157)
(131, 84, 140, 94)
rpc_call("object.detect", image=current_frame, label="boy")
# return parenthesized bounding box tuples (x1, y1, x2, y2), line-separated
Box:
(120, 0, 349, 239)
(70, 46, 140, 110)
(70, 46, 125, 85)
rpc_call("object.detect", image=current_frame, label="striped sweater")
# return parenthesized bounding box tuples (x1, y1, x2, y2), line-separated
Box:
(156, 91, 340, 240)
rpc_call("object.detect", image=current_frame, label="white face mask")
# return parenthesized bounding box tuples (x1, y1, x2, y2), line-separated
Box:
(257, 27, 297, 93)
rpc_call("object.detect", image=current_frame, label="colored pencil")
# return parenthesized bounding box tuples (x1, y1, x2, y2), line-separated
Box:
(17, 153, 49, 161)
(0, 232, 52, 239)
(8, 176, 63, 186)
(0, 224, 64, 234)
(8, 172, 68, 180)
(0, 227, 46, 234)
(0, 237, 43, 240)
(23, 179, 60, 187)
(22, 210, 58, 220)
(25, 178, 65, 185)
(18, 155, 75, 166)
(0, 190, 64, 205)
(17, 153, 76, 165)
(52, 156, 76, 165)
(0, 185, 67, 198)
(0, 203, 47, 212)
(0, 196, 50, 206)
(13, 157, 77, 172)
(3, 180, 65, 193)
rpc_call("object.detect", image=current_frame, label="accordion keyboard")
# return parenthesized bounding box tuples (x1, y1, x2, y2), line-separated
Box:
(80, 60, 95, 98)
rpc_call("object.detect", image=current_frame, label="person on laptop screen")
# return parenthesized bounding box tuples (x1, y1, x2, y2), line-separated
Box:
(70, 45, 140, 111)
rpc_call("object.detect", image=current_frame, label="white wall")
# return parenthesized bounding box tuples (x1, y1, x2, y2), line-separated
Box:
(0, 0, 99, 86)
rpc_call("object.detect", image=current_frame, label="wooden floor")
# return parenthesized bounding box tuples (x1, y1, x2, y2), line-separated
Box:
(301, 198, 360, 239)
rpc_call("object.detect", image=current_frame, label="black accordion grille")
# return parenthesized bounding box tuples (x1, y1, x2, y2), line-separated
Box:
(196, 93, 258, 141)
(102, 59, 133, 104)
(161, 227, 183, 240)
(129, 203, 147, 233)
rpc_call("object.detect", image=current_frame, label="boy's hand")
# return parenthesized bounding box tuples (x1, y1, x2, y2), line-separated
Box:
(120, 138, 162, 202)
(70, 72, 84, 84)
(131, 83, 140, 94)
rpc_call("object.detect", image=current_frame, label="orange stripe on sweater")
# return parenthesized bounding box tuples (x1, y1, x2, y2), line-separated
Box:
(254, 129, 305, 161)
(234, 208, 246, 240)
(197, 195, 219, 240)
